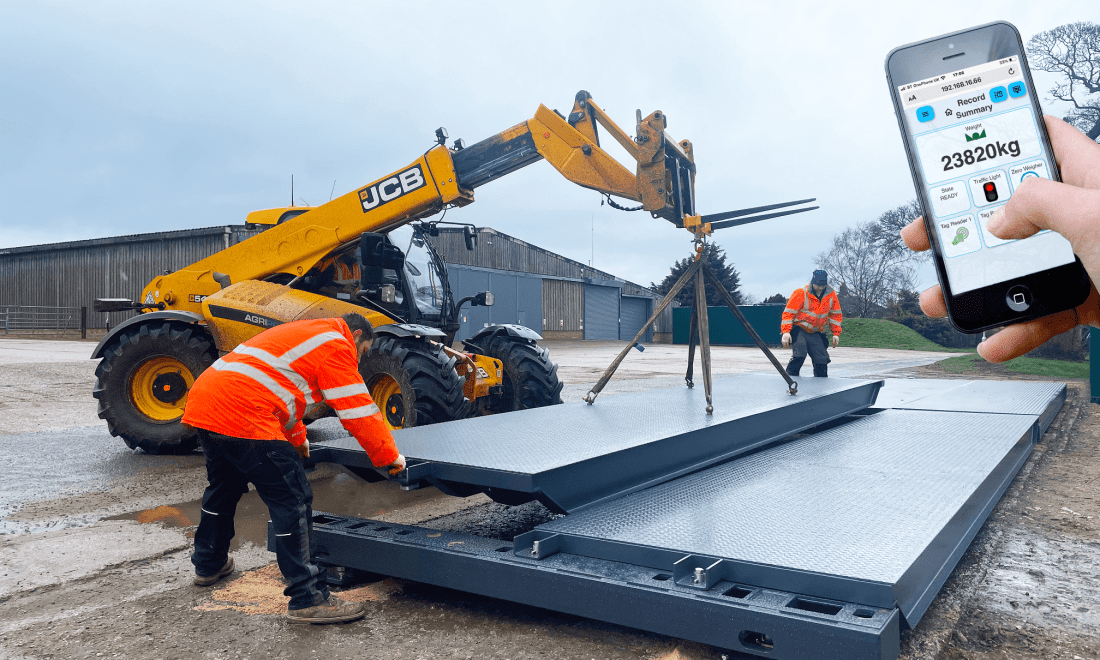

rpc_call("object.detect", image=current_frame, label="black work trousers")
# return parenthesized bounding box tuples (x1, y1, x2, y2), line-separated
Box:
(786, 326, 830, 377)
(191, 431, 329, 610)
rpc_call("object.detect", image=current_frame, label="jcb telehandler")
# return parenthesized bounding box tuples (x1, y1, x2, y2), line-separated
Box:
(91, 91, 808, 454)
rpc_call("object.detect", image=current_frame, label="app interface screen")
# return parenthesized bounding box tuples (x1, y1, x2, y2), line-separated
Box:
(898, 56, 1074, 294)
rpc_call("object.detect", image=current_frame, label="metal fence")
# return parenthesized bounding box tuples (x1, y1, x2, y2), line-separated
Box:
(0, 305, 87, 338)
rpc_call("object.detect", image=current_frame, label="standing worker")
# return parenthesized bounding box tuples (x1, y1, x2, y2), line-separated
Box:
(780, 270, 843, 377)
(182, 312, 406, 624)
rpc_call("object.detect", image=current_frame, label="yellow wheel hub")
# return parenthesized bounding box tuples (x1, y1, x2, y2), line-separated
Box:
(370, 375, 405, 430)
(129, 356, 194, 422)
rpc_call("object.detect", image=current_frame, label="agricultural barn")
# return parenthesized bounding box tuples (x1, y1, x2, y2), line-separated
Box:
(0, 225, 673, 342)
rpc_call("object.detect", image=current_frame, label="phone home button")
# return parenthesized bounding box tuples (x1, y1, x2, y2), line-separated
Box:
(1006, 285, 1032, 312)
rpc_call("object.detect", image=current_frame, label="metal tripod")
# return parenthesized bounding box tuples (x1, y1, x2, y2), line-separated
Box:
(584, 246, 798, 413)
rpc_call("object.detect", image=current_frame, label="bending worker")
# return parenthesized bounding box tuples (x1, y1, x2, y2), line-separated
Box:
(182, 312, 406, 624)
(781, 269, 843, 377)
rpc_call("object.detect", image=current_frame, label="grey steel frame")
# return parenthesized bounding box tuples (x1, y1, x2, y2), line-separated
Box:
(292, 517, 901, 660)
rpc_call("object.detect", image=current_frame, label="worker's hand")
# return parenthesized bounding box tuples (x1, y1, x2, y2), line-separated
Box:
(831, 335, 839, 348)
(781, 332, 792, 347)
(296, 440, 310, 460)
(384, 454, 406, 477)
(900, 116, 1100, 363)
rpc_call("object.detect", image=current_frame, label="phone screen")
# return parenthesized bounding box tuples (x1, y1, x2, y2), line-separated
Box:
(897, 56, 1075, 295)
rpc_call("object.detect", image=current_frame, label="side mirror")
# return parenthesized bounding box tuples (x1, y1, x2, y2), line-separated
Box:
(359, 232, 405, 288)
(463, 226, 477, 251)
(473, 291, 495, 307)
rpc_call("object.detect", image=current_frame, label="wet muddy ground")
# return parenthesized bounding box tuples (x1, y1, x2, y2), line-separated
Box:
(0, 339, 1097, 659)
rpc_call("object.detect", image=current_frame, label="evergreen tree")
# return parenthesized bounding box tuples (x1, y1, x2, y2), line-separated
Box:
(650, 243, 742, 307)
(762, 293, 787, 305)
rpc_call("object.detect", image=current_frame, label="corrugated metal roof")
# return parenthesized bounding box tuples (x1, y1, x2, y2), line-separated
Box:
(0, 226, 244, 255)
(428, 227, 663, 299)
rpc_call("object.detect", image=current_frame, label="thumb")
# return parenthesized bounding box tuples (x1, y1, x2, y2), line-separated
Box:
(986, 177, 1099, 246)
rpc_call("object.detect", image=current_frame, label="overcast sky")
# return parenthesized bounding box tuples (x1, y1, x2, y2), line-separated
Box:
(0, 1, 1091, 301)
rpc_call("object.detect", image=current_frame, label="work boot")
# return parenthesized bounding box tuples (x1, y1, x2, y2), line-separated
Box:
(285, 596, 366, 625)
(193, 557, 234, 586)
(813, 364, 828, 378)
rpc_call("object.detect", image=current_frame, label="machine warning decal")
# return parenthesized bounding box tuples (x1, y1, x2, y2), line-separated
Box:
(358, 165, 427, 212)
(207, 305, 283, 329)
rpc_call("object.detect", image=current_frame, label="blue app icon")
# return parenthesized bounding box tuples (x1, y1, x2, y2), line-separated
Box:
(1008, 81, 1026, 98)
(989, 86, 1008, 103)
(916, 106, 934, 122)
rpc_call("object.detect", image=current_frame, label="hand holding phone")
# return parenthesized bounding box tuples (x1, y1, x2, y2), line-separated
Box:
(900, 115, 1100, 362)
(886, 21, 1092, 334)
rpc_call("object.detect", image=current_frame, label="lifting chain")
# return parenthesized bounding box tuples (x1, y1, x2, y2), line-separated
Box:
(603, 194, 644, 212)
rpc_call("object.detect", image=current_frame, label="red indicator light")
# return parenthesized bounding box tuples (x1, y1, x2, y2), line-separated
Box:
(983, 181, 999, 202)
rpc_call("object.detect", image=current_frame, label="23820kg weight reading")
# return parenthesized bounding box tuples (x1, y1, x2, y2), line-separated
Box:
(941, 139, 1021, 171)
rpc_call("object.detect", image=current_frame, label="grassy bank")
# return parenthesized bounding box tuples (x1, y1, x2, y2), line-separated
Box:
(838, 318, 1089, 379)
(935, 352, 1090, 379)
(839, 318, 968, 352)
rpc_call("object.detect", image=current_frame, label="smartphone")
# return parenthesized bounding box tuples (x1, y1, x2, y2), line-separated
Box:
(886, 21, 1091, 333)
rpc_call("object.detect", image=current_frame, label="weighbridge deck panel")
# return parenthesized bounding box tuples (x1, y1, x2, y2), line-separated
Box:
(309, 374, 884, 512)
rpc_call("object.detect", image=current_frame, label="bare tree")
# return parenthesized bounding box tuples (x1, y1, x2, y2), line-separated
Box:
(816, 201, 925, 318)
(1027, 22, 1100, 141)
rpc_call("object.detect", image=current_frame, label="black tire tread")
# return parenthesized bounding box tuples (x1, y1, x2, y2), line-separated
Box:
(479, 336, 563, 413)
(361, 336, 468, 426)
(93, 321, 215, 454)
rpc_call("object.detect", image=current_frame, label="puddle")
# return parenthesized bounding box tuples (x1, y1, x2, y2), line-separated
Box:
(109, 467, 444, 551)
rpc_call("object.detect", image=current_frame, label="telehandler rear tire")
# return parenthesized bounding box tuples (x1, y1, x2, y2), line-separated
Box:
(471, 336, 563, 414)
(360, 336, 468, 430)
(93, 321, 216, 454)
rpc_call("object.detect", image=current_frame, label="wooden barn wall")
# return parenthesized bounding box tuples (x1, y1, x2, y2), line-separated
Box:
(1, 224, 672, 334)
(0, 227, 264, 329)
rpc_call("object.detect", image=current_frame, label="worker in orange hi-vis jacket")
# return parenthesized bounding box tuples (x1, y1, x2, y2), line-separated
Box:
(181, 313, 405, 625)
(780, 270, 843, 378)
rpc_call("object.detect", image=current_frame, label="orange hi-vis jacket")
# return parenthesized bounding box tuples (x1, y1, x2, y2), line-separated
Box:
(781, 285, 843, 336)
(182, 318, 399, 467)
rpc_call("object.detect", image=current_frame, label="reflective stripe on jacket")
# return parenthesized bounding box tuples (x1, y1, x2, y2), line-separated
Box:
(182, 318, 399, 467)
(780, 285, 843, 335)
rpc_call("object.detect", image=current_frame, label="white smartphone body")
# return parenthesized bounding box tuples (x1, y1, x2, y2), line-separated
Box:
(886, 21, 1090, 333)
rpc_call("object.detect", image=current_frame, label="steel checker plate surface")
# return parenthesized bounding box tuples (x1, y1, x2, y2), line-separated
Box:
(539, 409, 1036, 613)
(872, 379, 1064, 416)
(312, 374, 875, 473)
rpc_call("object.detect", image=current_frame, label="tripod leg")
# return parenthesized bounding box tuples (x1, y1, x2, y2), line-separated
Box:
(685, 305, 698, 388)
(584, 259, 702, 404)
(702, 264, 798, 395)
(694, 270, 714, 415)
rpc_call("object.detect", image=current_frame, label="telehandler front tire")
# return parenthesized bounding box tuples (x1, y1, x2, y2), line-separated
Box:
(93, 321, 216, 454)
(470, 336, 563, 414)
(360, 336, 468, 430)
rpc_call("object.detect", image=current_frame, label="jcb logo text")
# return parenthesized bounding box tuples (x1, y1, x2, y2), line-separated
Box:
(359, 166, 426, 212)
